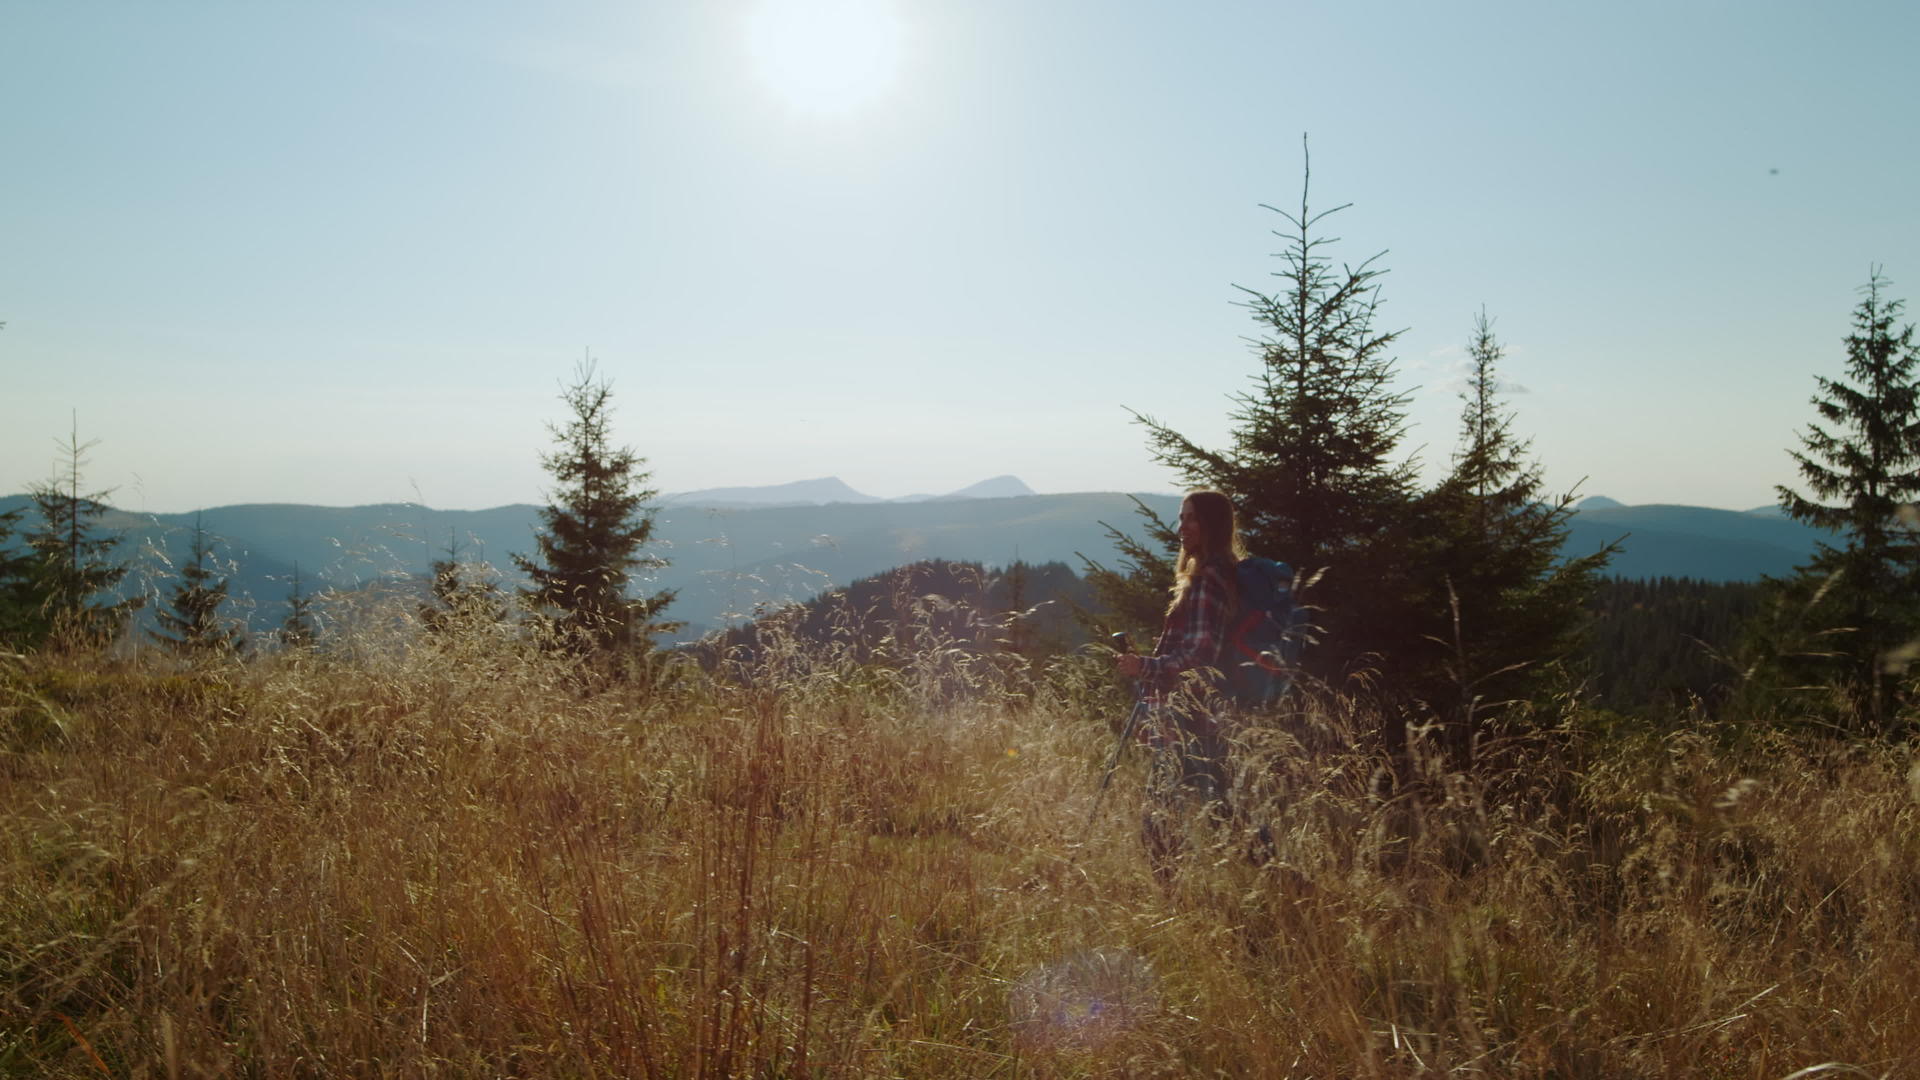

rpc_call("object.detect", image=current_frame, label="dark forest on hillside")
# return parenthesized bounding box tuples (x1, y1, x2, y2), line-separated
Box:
(709, 559, 1097, 666)
(1580, 577, 1768, 715)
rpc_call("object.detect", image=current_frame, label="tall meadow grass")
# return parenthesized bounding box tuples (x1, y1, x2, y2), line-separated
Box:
(3, 594, 1917, 1077)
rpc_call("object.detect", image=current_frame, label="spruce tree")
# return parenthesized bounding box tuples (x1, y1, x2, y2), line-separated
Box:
(25, 419, 138, 643)
(1774, 269, 1920, 730)
(152, 512, 242, 654)
(422, 529, 506, 635)
(1407, 310, 1612, 739)
(279, 564, 318, 650)
(1129, 140, 1415, 680)
(514, 359, 678, 654)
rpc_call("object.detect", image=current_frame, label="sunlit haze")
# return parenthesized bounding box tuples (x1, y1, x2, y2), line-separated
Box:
(3, 2, 1917, 513)
(743, 0, 907, 117)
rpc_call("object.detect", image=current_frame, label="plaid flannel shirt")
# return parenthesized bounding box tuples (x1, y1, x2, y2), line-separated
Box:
(1139, 560, 1233, 704)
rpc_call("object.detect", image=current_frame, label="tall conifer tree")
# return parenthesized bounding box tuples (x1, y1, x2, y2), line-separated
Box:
(25, 419, 137, 643)
(1408, 311, 1611, 738)
(1774, 270, 1920, 730)
(514, 359, 678, 654)
(1130, 140, 1415, 679)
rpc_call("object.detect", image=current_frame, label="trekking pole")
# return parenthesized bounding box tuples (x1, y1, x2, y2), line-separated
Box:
(1085, 632, 1149, 834)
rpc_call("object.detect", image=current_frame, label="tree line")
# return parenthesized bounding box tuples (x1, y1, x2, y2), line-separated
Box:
(1, 359, 676, 670)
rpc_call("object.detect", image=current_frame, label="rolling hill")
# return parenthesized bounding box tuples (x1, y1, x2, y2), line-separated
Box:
(0, 489, 1836, 642)
(1562, 501, 1828, 581)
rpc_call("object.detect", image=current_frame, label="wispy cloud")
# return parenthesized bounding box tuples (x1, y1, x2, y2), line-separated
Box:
(1424, 351, 1531, 397)
(359, 11, 677, 93)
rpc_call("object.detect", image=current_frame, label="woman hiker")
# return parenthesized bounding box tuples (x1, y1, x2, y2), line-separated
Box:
(1114, 489, 1243, 878)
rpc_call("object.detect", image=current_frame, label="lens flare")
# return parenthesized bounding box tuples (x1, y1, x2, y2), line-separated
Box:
(1008, 947, 1158, 1050)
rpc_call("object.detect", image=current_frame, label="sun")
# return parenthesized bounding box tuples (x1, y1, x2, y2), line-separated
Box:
(742, 0, 906, 118)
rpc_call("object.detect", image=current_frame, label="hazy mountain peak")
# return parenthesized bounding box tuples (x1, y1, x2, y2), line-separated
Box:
(1576, 495, 1624, 510)
(891, 475, 1038, 503)
(944, 475, 1034, 499)
(665, 477, 880, 508)
(668, 475, 1036, 508)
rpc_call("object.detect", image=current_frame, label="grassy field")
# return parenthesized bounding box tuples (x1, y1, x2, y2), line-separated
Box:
(4, 613, 1918, 1077)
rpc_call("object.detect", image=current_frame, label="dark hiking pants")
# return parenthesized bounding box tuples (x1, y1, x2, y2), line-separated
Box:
(1140, 713, 1231, 880)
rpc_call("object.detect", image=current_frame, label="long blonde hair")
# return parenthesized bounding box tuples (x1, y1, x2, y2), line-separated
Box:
(1169, 489, 1246, 614)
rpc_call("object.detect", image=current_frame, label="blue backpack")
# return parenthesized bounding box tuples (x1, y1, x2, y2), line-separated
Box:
(1222, 557, 1310, 707)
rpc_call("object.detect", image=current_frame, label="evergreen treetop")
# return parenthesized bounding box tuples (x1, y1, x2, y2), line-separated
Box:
(514, 359, 678, 654)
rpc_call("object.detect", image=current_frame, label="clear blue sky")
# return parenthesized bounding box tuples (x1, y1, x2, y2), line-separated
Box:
(4, 1, 1916, 513)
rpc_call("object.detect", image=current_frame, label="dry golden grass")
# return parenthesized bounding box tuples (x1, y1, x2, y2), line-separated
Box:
(3, 608, 1918, 1078)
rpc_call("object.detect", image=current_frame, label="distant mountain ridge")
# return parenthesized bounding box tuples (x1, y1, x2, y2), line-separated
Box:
(0, 488, 1174, 641)
(894, 475, 1037, 503)
(664, 476, 881, 509)
(0, 490, 1833, 643)
(664, 474, 1036, 509)
(1562, 501, 1828, 581)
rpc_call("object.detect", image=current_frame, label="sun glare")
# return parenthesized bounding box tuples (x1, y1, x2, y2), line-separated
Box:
(743, 0, 906, 118)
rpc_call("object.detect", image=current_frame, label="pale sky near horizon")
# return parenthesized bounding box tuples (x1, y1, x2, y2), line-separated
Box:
(4, 1, 1917, 515)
